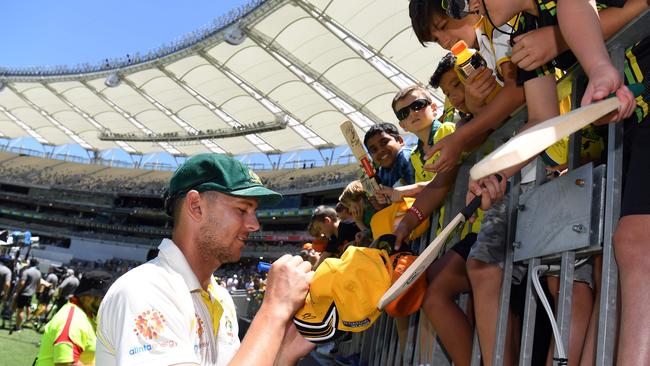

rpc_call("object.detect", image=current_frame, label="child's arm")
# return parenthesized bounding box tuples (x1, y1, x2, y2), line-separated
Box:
(464, 73, 560, 212)
(376, 181, 432, 202)
(392, 167, 459, 249)
(512, 2, 647, 71)
(424, 61, 525, 173)
(557, 0, 636, 122)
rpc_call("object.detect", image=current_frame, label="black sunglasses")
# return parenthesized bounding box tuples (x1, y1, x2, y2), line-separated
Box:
(395, 99, 431, 121)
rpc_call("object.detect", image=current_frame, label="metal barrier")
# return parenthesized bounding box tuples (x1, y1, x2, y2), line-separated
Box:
(339, 9, 650, 366)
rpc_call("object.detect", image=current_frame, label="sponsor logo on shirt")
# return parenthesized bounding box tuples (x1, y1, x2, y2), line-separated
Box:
(128, 340, 178, 356)
(225, 316, 234, 339)
(193, 313, 208, 353)
(133, 309, 166, 340)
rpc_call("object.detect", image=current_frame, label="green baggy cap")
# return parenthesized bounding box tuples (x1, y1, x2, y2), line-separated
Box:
(164, 153, 282, 214)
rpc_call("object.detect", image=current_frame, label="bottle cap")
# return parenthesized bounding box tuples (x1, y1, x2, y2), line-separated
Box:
(257, 261, 271, 272)
(450, 40, 468, 56)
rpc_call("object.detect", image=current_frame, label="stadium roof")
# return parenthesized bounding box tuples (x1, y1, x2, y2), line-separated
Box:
(0, 0, 447, 161)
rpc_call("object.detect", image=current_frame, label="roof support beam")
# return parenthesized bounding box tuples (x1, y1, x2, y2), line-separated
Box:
(197, 51, 331, 148)
(156, 66, 280, 153)
(0, 105, 50, 144)
(294, 0, 425, 93)
(118, 76, 228, 154)
(40, 83, 138, 154)
(4, 84, 93, 149)
(80, 80, 180, 155)
(244, 27, 381, 130)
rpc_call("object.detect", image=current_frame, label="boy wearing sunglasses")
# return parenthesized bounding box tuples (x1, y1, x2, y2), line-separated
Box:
(389, 85, 483, 366)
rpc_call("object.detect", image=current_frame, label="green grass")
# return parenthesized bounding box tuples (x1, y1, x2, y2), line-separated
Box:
(0, 319, 42, 366)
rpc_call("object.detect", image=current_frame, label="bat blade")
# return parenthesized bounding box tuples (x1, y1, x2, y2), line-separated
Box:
(377, 194, 483, 309)
(340, 120, 383, 195)
(470, 96, 620, 180)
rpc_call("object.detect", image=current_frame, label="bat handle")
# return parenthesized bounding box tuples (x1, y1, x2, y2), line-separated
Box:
(461, 174, 504, 220)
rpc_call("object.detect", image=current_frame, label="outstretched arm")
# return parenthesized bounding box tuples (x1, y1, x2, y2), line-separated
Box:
(557, 0, 636, 122)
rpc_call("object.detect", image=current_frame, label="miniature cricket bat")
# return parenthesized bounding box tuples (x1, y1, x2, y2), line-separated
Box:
(470, 83, 644, 180)
(340, 120, 384, 198)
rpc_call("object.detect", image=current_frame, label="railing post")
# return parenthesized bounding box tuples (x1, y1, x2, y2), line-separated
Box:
(595, 44, 625, 366)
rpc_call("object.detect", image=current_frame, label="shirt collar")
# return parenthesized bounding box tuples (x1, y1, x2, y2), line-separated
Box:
(158, 238, 203, 291)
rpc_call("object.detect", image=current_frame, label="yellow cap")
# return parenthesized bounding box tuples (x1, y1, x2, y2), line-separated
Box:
(293, 246, 392, 343)
(370, 197, 430, 241)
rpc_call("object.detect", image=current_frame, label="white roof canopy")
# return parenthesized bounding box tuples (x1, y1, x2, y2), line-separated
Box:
(0, 0, 447, 156)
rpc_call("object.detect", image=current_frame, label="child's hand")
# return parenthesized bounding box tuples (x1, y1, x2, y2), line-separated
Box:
(511, 27, 562, 71)
(466, 174, 507, 219)
(582, 62, 636, 124)
(349, 200, 364, 222)
(376, 185, 403, 203)
(423, 133, 462, 173)
(465, 67, 497, 113)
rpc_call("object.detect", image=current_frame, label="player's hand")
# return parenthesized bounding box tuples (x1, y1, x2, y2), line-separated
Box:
(582, 62, 636, 124)
(465, 67, 497, 113)
(511, 27, 562, 71)
(466, 174, 507, 221)
(263, 254, 314, 320)
(423, 133, 463, 173)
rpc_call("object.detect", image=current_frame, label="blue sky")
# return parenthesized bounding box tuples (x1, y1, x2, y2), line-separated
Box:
(2, 0, 250, 68)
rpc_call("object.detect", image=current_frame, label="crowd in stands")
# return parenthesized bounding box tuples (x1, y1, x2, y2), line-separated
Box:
(101, 121, 283, 141)
(68, 258, 142, 278)
(0, 153, 357, 195)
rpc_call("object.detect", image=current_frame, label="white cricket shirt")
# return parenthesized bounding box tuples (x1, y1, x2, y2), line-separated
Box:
(96, 239, 240, 365)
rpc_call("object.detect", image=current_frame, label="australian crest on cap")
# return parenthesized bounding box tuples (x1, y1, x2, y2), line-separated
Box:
(248, 169, 262, 185)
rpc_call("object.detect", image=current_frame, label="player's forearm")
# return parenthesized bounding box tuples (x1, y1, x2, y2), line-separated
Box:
(230, 304, 289, 366)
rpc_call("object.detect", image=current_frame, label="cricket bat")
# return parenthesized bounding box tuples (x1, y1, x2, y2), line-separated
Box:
(377, 175, 501, 309)
(340, 120, 385, 200)
(470, 84, 644, 180)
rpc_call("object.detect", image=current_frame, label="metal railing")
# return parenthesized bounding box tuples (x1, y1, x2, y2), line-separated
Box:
(343, 9, 650, 366)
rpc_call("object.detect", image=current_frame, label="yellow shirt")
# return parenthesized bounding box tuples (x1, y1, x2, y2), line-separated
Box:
(410, 122, 483, 238)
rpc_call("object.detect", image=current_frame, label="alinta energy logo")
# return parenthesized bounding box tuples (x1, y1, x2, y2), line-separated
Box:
(133, 309, 166, 340)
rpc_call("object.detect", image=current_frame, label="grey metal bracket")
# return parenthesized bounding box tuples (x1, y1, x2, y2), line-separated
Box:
(514, 163, 605, 261)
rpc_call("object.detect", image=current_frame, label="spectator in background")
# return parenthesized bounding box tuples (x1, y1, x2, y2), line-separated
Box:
(35, 270, 113, 366)
(48, 269, 80, 320)
(32, 266, 59, 325)
(308, 205, 360, 269)
(11, 258, 41, 332)
(0, 256, 11, 302)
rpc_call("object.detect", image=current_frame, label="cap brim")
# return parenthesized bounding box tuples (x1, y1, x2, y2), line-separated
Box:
(230, 185, 283, 206)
